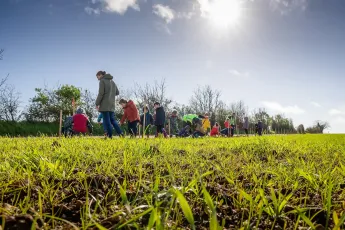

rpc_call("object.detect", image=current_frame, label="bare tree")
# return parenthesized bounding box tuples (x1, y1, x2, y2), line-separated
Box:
(0, 84, 21, 121)
(133, 78, 172, 110)
(189, 85, 222, 114)
(81, 90, 97, 121)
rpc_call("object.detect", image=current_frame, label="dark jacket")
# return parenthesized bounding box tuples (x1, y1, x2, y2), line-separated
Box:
(96, 74, 119, 112)
(155, 107, 166, 126)
(140, 112, 154, 126)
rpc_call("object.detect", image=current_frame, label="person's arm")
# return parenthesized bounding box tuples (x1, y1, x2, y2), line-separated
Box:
(97, 114, 102, 123)
(120, 110, 127, 125)
(87, 118, 93, 133)
(95, 80, 105, 107)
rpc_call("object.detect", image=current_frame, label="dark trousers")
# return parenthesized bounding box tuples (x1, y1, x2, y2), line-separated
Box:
(244, 129, 248, 135)
(102, 112, 122, 138)
(258, 129, 263, 136)
(193, 131, 205, 138)
(128, 120, 139, 137)
(156, 125, 167, 137)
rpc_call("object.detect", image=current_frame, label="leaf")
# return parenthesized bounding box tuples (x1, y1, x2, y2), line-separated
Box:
(203, 188, 215, 210)
(279, 193, 293, 213)
(175, 190, 195, 230)
(210, 210, 219, 230)
(147, 208, 157, 230)
(299, 212, 315, 229)
(240, 190, 253, 203)
(118, 206, 154, 229)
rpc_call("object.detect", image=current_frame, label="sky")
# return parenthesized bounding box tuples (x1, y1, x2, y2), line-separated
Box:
(0, 0, 345, 132)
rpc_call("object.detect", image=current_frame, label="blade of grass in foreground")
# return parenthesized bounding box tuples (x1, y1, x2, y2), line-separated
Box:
(175, 190, 196, 230)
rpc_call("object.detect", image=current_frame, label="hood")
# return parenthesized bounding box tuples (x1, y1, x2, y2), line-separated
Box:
(76, 108, 84, 114)
(244, 117, 248, 121)
(103, 74, 113, 80)
(126, 100, 135, 108)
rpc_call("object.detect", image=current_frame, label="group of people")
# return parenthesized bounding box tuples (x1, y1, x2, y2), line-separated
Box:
(62, 70, 264, 138)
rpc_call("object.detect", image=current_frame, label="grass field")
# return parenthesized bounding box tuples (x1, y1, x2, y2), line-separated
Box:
(0, 135, 345, 230)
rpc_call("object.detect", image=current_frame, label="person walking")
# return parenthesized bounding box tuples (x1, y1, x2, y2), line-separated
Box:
(95, 70, 123, 138)
(119, 99, 140, 137)
(243, 116, 249, 136)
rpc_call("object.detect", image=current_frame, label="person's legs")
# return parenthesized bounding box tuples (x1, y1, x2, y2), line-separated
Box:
(230, 126, 235, 137)
(156, 125, 162, 137)
(245, 129, 248, 136)
(109, 112, 122, 136)
(102, 112, 113, 138)
(220, 128, 229, 136)
(128, 121, 135, 137)
(132, 121, 138, 137)
(258, 129, 262, 136)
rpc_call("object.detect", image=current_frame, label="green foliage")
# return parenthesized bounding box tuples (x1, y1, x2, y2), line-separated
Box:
(0, 135, 344, 229)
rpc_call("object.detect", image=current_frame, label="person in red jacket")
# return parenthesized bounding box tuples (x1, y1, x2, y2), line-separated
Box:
(210, 122, 220, 137)
(72, 108, 93, 135)
(119, 99, 140, 137)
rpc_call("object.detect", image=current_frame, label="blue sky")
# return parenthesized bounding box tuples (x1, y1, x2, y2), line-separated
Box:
(1, 0, 345, 132)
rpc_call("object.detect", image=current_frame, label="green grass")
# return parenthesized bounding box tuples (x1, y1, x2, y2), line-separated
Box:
(0, 135, 345, 229)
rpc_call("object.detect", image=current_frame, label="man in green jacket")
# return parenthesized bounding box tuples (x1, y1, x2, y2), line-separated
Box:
(95, 70, 122, 138)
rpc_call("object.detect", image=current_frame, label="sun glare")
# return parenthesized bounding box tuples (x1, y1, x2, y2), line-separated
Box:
(208, 0, 242, 29)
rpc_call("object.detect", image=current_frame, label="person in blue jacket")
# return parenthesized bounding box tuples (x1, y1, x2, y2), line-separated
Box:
(139, 105, 154, 138)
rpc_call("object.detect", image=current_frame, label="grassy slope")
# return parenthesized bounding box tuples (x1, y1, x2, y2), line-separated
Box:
(0, 135, 345, 229)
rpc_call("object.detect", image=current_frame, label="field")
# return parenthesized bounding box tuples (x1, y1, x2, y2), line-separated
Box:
(0, 135, 345, 230)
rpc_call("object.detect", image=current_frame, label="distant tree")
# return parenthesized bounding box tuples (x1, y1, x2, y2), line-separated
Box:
(133, 78, 172, 110)
(0, 84, 21, 121)
(305, 121, 330, 134)
(297, 124, 305, 134)
(24, 84, 81, 122)
(81, 89, 97, 121)
(189, 85, 222, 115)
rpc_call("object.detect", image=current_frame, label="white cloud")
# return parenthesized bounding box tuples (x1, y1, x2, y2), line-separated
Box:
(229, 69, 249, 77)
(310, 101, 321, 108)
(155, 22, 172, 35)
(269, 0, 309, 15)
(153, 4, 175, 24)
(206, 60, 213, 69)
(85, 7, 101, 15)
(88, 0, 139, 15)
(329, 109, 345, 116)
(177, 11, 195, 19)
(261, 101, 305, 115)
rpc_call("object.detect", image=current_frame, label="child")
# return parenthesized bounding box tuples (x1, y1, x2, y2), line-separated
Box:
(154, 102, 167, 138)
(119, 99, 140, 137)
(139, 105, 154, 138)
(169, 110, 179, 137)
(230, 114, 236, 137)
(210, 122, 220, 137)
(202, 113, 211, 135)
(178, 125, 191, 137)
(258, 120, 263, 136)
(62, 116, 73, 137)
(192, 117, 206, 138)
(243, 116, 249, 136)
(220, 117, 231, 136)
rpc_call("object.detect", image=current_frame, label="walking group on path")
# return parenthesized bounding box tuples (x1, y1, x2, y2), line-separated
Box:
(63, 71, 264, 138)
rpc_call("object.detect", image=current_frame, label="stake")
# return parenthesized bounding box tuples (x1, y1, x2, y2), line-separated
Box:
(59, 110, 62, 137)
(143, 108, 146, 138)
(168, 116, 171, 137)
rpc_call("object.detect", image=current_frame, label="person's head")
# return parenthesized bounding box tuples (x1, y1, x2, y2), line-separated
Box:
(143, 105, 149, 113)
(76, 108, 84, 114)
(205, 112, 209, 117)
(172, 110, 178, 115)
(215, 122, 219, 127)
(96, 71, 106, 80)
(154, 102, 160, 109)
(119, 99, 128, 108)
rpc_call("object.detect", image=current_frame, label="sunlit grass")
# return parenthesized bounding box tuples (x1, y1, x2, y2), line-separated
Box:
(0, 135, 345, 229)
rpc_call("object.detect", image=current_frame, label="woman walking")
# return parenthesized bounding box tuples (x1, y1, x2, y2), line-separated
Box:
(95, 70, 123, 138)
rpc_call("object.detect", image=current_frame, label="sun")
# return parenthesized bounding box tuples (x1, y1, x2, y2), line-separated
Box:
(208, 0, 242, 29)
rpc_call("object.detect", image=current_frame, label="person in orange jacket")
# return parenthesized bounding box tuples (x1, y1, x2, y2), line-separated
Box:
(119, 99, 140, 137)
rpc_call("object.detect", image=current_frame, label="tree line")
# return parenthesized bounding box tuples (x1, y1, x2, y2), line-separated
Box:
(0, 49, 329, 134)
